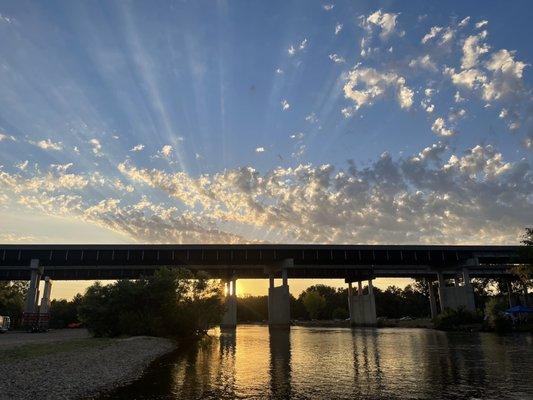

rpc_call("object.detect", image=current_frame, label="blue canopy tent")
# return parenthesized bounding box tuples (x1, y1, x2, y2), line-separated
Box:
(506, 305, 533, 314)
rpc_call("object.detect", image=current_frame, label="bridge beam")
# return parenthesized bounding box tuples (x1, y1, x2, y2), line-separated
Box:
(221, 278, 237, 329)
(348, 279, 377, 326)
(268, 259, 292, 329)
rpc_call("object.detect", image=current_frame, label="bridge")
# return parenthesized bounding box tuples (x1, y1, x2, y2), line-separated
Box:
(0, 244, 525, 328)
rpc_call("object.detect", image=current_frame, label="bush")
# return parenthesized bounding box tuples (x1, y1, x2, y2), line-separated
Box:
(78, 268, 223, 338)
(484, 298, 512, 333)
(332, 307, 349, 320)
(50, 294, 82, 329)
(433, 306, 481, 330)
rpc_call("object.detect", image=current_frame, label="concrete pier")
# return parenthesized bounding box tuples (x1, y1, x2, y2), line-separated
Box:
(268, 259, 292, 329)
(426, 278, 438, 319)
(348, 280, 377, 326)
(221, 278, 237, 329)
(437, 269, 475, 313)
(24, 259, 43, 314)
(39, 277, 53, 314)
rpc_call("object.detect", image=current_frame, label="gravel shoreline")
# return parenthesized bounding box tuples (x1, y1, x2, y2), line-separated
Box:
(0, 330, 176, 400)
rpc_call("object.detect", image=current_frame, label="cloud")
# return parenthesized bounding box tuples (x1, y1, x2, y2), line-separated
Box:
(130, 144, 145, 152)
(335, 23, 343, 35)
(408, 54, 437, 71)
(276, 68, 284, 74)
(343, 66, 414, 111)
(362, 10, 402, 39)
(32, 139, 63, 151)
(323, 4, 334, 11)
(431, 117, 455, 136)
(421, 26, 443, 44)
(160, 145, 173, 158)
(475, 20, 488, 29)
(461, 31, 490, 69)
(288, 39, 308, 56)
(329, 53, 345, 64)
(0, 141, 530, 245)
(281, 99, 290, 110)
(89, 138, 102, 155)
(0, 133, 16, 142)
(255, 147, 265, 153)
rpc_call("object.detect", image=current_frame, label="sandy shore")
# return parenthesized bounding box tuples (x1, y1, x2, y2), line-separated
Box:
(0, 329, 176, 400)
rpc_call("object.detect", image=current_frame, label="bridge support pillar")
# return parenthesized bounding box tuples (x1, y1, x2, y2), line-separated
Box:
(39, 277, 53, 314)
(437, 269, 475, 313)
(24, 259, 43, 315)
(221, 278, 237, 329)
(348, 279, 377, 326)
(426, 278, 438, 319)
(268, 259, 292, 329)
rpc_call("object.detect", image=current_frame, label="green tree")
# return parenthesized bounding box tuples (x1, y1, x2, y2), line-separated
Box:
(50, 294, 82, 328)
(302, 290, 326, 319)
(78, 268, 223, 338)
(0, 281, 28, 328)
(513, 228, 533, 290)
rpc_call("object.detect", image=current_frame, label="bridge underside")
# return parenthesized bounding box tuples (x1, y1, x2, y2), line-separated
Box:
(0, 244, 522, 280)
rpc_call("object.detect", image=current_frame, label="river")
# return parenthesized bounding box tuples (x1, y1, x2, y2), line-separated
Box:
(100, 325, 533, 399)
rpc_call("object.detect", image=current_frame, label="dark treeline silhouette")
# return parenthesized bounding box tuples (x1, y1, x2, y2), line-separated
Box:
(237, 283, 431, 322)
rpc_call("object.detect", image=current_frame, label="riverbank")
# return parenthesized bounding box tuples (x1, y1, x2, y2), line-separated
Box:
(0, 329, 176, 400)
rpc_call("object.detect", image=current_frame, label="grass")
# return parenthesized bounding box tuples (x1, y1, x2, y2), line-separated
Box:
(0, 338, 113, 361)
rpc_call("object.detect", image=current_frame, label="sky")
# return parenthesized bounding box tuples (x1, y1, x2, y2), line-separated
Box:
(0, 1, 532, 299)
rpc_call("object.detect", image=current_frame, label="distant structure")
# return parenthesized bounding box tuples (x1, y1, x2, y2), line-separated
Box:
(0, 244, 525, 328)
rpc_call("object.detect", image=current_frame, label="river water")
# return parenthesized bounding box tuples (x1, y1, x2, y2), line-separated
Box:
(101, 325, 533, 400)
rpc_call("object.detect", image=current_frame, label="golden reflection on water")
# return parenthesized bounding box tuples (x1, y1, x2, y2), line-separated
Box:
(101, 325, 533, 400)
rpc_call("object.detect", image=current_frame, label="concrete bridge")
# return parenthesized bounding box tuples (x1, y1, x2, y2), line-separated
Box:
(0, 244, 524, 328)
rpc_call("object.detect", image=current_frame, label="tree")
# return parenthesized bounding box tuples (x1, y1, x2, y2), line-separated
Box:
(0, 281, 28, 328)
(512, 228, 533, 290)
(78, 268, 223, 338)
(302, 290, 326, 319)
(50, 294, 82, 328)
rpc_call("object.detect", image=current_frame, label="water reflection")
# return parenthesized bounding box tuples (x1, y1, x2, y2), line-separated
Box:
(100, 326, 533, 400)
(269, 329, 291, 398)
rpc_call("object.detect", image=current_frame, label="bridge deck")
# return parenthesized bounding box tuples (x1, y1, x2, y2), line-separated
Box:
(0, 244, 522, 280)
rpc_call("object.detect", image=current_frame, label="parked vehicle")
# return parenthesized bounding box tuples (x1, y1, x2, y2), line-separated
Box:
(0, 315, 11, 333)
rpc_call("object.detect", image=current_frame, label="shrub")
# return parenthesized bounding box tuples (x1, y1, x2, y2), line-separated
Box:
(332, 307, 349, 320)
(78, 268, 223, 338)
(484, 298, 512, 333)
(433, 306, 481, 330)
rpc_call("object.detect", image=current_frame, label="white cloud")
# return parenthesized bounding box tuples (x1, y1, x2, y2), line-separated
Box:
(458, 16, 471, 28)
(475, 20, 488, 29)
(255, 147, 265, 153)
(431, 117, 455, 136)
(299, 38, 308, 50)
(51, 163, 73, 173)
(276, 68, 284, 74)
(160, 145, 173, 158)
(130, 144, 145, 152)
(305, 113, 318, 123)
(0, 133, 16, 142)
(288, 45, 296, 56)
(290, 132, 305, 140)
(363, 9, 401, 39)
(343, 66, 414, 111)
(89, 138, 102, 155)
(335, 23, 343, 35)
(281, 99, 290, 110)
(408, 54, 437, 71)
(33, 139, 63, 151)
(16, 160, 29, 171)
(323, 4, 334, 11)
(461, 31, 490, 69)
(329, 53, 345, 63)
(421, 26, 442, 44)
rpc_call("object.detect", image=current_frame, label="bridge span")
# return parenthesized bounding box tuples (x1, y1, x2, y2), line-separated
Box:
(0, 244, 525, 328)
